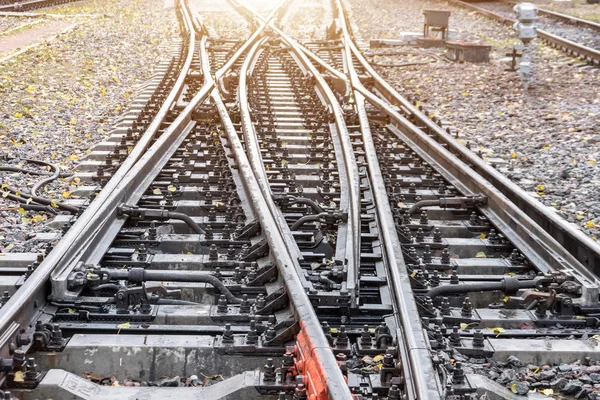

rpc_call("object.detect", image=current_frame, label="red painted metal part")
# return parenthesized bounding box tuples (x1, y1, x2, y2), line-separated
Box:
(295, 321, 361, 400)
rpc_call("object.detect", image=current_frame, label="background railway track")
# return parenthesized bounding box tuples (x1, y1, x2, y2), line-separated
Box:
(0, 0, 599, 399)
(447, 0, 600, 65)
(0, 0, 81, 12)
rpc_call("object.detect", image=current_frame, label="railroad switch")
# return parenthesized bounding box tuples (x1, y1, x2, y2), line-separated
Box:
(114, 283, 180, 314)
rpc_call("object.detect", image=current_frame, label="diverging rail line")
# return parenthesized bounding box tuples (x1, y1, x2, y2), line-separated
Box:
(1, 0, 600, 399)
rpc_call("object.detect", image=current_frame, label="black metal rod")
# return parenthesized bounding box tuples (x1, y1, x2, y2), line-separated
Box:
(290, 212, 329, 230)
(167, 211, 206, 234)
(426, 278, 540, 298)
(105, 268, 245, 304)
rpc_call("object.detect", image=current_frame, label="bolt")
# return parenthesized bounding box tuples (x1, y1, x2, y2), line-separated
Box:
(25, 358, 38, 380)
(419, 211, 429, 225)
(263, 358, 276, 382)
(453, 362, 465, 384)
(433, 228, 442, 243)
(335, 325, 348, 347)
(461, 297, 473, 317)
(360, 325, 372, 347)
(450, 326, 462, 346)
(415, 228, 425, 242)
(246, 320, 258, 345)
(441, 249, 451, 265)
(293, 383, 307, 400)
(217, 295, 228, 313)
(222, 324, 234, 344)
(472, 330, 485, 347)
(450, 271, 459, 284)
(440, 297, 450, 315)
(282, 351, 295, 369)
(422, 245, 432, 264)
(255, 293, 266, 309)
(240, 294, 250, 314)
(209, 244, 218, 260)
(388, 384, 401, 400)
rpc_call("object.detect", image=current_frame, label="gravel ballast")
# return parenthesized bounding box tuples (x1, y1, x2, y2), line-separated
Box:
(0, 0, 178, 253)
(346, 0, 600, 240)
(281, 0, 334, 40)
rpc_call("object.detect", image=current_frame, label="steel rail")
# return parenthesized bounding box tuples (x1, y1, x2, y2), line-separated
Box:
(50, 0, 202, 291)
(332, 1, 444, 398)
(448, 0, 600, 65)
(207, 37, 354, 400)
(237, 0, 362, 307)
(237, 39, 308, 269)
(0, 0, 78, 11)
(217, 0, 292, 88)
(338, 0, 600, 283)
(70, 1, 284, 273)
(0, 0, 199, 354)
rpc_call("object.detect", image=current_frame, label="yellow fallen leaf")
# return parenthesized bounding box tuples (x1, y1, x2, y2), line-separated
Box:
(536, 184, 545, 192)
(540, 389, 554, 396)
(330, 328, 339, 334)
(13, 371, 24, 383)
(167, 186, 177, 192)
(586, 221, 597, 229)
(152, 188, 162, 195)
(62, 191, 71, 198)
(32, 215, 45, 223)
(50, 200, 59, 208)
(21, 217, 30, 223)
(486, 327, 505, 337)
(117, 322, 131, 329)
(17, 208, 25, 216)
(69, 118, 77, 125)
(479, 233, 486, 239)
(26, 86, 35, 92)
(475, 251, 486, 258)
(511, 152, 517, 159)
(69, 155, 78, 161)
(372, 354, 385, 363)
(26, 198, 32, 205)
(460, 322, 478, 330)
(14, 112, 23, 118)
(590, 160, 596, 166)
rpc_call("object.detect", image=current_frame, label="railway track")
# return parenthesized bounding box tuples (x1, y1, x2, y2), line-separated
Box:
(446, 0, 600, 66)
(0, 0, 80, 12)
(499, 0, 600, 33)
(1, 0, 600, 399)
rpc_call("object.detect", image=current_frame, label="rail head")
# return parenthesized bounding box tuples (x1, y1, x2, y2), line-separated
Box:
(209, 40, 354, 400)
(238, 1, 363, 306)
